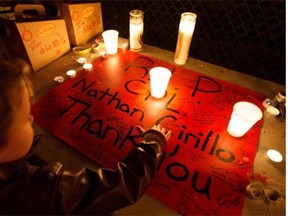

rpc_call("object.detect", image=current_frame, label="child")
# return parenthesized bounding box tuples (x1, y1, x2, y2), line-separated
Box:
(0, 59, 172, 215)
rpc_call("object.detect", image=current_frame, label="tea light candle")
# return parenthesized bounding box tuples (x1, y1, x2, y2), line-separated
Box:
(54, 76, 64, 84)
(77, 57, 87, 65)
(266, 106, 280, 116)
(83, 63, 93, 71)
(100, 51, 108, 59)
(266, 149, 283, 163)
(66, 70, 76, 78)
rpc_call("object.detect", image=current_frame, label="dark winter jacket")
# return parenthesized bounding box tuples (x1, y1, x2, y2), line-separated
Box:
(0, 129, 167, 215)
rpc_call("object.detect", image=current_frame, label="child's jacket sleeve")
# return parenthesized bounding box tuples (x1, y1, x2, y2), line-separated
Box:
(58, 129, 167, 215)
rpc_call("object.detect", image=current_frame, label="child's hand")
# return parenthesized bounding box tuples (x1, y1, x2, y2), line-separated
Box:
(137, 124, 172, 141)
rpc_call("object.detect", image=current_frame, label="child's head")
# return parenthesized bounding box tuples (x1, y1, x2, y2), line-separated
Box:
(0, 59, 34, 163)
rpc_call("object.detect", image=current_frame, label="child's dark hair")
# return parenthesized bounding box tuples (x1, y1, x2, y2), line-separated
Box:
(0, 59, 32, 147)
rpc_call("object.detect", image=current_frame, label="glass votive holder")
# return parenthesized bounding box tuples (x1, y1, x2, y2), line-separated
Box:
(174, 12, 197, 65)
(246, 182, 264, 200)
(227, 101, 263, 137)
(129, 10, 144, 51)
(149, 67, 172, 99)
(91, 42, 100, 53)
(263, 187, 282, 205)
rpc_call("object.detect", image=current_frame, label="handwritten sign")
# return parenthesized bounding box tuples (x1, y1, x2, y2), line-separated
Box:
(16, 20, 70, 71)
(62, 3, 103, 46)
(31, 51, 265, 215)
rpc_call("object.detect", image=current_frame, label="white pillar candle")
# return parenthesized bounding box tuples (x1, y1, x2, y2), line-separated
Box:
(129, 10, 144, 52)
(174, 12, 197, 65)
(227, 101, 263, 137)
(149, 67, 172, 99)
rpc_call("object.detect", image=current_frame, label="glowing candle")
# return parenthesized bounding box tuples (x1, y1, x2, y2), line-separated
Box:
(174, 12, 197, 65)
(66, 70, 76, 78)
(83, 63, 93, 71)
(102, 30, 119, 55)
(77, 57, 87, 65)
(129, 10, 144, 52)
(54, 76, 64, 84)
(266, 105, 280, 116)
(266, 149, 283, 162)
(227, 101, 263, 137)
(149, 67, 172, 99)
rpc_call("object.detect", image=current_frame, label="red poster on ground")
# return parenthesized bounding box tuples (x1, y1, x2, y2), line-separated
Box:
(31, 51, 265, 215)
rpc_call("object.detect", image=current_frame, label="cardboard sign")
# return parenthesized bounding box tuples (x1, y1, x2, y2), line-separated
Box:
(0, 17, 70, 71)
(17, 20, 71, 71)
(32, 51, 265, 215)
(0, 4, 70, 71)
(62, 3, 103, 46)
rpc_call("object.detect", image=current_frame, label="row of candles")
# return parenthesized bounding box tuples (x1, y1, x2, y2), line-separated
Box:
(95, 10, 197, 65)
(62, 10, 284, 163)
